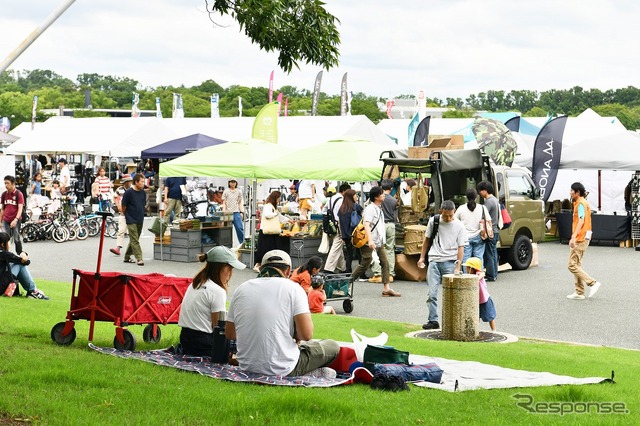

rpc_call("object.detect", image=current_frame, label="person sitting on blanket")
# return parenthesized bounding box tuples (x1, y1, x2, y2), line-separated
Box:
(226, 250, 340, 377)
(178, 246, 246, 357)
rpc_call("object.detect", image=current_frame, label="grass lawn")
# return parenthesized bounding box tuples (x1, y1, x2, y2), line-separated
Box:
(0, 280, 637, 425)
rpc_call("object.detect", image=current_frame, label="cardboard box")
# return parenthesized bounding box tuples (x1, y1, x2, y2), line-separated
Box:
(408, 134, 464, 159)
(395, 253, 426, 282)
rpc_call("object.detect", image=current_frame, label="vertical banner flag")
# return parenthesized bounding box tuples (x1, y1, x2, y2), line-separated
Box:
(0, 117, 9, 133)
(31, 95, 38, 130)
(238, 96, 243, 117)
(417, 89, 427, 122)
(531, 115, 568, 202)
(413, 116, 431, 147)
(407, 112, 420, 147)
(268, 70, 274, 103)
(347, 91, 353, 116)
(311, 71, 322, 116)
(276, 92, 283, 116)
(172, 94, 184, 118)
(504, 116, 521, 132)
(284, 97, 289, 117)
(340, 72, 348, 116)
(211, 93, 220, 118)
(252, 102, 279, 143)
(385, 100, 395, 119)
(131, 92, 140, 118)
(155, 97, 162, 118)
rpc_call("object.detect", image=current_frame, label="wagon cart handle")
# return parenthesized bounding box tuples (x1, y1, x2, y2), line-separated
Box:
(95, 211, 113, 275)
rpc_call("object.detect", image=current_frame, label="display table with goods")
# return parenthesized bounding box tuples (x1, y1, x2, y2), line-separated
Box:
(154, 217, 233, 262)
(556, 211, 631, 245)
(238, 219, 324, 269)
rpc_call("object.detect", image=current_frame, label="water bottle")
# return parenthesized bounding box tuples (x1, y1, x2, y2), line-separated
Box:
(211, 320, 230, 364)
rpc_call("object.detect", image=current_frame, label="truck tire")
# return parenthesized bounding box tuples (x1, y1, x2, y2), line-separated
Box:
(508, 234, 533, 270)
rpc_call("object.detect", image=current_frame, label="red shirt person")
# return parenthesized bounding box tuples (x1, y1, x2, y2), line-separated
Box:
(0, 175, 26, 254)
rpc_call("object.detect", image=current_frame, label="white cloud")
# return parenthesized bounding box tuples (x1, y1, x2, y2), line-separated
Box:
(2, 0, 639, 100)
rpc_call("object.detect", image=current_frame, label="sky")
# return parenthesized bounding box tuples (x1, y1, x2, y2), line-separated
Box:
(1, 0, 639, 101)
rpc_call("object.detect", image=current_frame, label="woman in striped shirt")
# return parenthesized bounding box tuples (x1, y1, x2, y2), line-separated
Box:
(95, 166, 113, 212)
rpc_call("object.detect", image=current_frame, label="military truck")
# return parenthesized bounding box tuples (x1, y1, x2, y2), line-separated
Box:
(380, 148, 545, 270)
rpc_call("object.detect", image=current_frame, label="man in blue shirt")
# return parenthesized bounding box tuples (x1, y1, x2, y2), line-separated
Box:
(163, 177, 187, 225)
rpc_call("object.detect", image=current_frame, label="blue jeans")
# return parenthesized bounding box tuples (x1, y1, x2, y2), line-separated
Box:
(232, 212, 244, 245)
(10, 263, 36, 293)
(3, 221, 22, 254)
(483, 232, 499, 281)
(426, 260, 455, 323)
(463, 234, 486, 267)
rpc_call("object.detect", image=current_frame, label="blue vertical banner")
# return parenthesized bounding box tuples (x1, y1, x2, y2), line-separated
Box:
(131, 92, 140, 118)
(531, 115, 568, 202)
(31, 95, 38, 129)
(155, 97, 162, 118)
(407, 112, 420, 146)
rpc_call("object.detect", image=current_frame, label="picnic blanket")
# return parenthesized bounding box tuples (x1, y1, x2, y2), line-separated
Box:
(90, 344, 611, 391)
(88, 343, 369, 388)
(409, 354, 612, 392)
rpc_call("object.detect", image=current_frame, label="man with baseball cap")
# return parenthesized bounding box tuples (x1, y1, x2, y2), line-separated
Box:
(226, 250, 339, 377)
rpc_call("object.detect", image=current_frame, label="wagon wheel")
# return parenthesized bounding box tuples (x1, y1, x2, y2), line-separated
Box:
(142, 324, 162, 344)
(113, 329, 137, 351)
(51, 322, 76, 346)
(343, 299, 354, 314)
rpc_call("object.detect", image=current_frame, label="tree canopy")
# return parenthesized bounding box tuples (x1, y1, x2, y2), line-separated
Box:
(205, 0, 340, 73)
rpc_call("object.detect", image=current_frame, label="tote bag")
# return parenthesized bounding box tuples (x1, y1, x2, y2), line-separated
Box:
(261, 215, 281, 235)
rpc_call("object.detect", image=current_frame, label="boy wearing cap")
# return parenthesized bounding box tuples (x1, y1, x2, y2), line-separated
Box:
(226, 250, 339, 377)
(110, 175, 132, 256)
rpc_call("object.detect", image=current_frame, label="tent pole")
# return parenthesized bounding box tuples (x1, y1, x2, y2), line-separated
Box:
(598, 169, 602, 211)
(250, 179, 258, 268)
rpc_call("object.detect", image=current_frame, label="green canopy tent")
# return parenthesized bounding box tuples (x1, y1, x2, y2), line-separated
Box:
(159, 138, 294, 266)
(255, 136, 389, 181)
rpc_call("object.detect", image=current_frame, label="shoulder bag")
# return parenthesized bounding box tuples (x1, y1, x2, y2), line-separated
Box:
(480, 207, 493, 240)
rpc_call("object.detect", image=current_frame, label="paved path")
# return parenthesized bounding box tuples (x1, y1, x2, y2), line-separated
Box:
(24, 218, 640, 351)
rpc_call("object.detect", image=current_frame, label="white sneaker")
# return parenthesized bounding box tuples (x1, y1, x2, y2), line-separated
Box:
(566, 292, 585, 300)
(589, 281, 602, 298)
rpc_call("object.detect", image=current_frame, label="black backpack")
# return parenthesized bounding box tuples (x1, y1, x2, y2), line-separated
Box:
(322, 196, 338, 236)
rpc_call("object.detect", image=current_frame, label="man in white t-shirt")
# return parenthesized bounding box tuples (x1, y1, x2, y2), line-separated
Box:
(226, 250, 339, 377)
(57, 158, 71, 194)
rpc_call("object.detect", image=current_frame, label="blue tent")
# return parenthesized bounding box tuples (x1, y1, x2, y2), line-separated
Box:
(141, 133, 227, 159)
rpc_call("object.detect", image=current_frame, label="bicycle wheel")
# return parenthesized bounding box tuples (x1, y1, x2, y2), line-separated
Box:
(76, 224, 89, 240)
(52, 226, 69, 243)
(106, 217, 118, 238)
(87, 218, 100, 237)
(21, 223, 39, 242)
(67, 226, 78, 241)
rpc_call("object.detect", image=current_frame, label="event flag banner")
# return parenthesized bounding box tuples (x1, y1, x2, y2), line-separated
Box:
(252, 102, 279, 144)
(31, 95, 38, 130)
(386, 100, 395, 119)
(504, 116, 521, 132)
(211, 93, 220, 118)
(340, 72, 348, 116)
(156, 97, 162, 118)
(417, 89, 427, 122)
(284, 97, 289, 117)
(531, 115, 568, 202)
(172, 94, 185, 118)
(413, 116, 431, 147)
(238, 96, 243, 117)
(311, 71, 322, 116)
(276, 92, 283, 116)
(268, 70, 274, 103)
(407, 112, 420, 147)
(0, 117, 10, 133)
(131, 92, 141, 118)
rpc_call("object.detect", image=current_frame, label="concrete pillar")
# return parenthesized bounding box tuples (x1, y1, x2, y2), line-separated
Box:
(441, 273, 479, 341)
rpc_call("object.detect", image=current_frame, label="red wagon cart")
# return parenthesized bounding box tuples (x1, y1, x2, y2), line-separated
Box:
(51, 269, 191, 350)
(50, 211, 192, 350)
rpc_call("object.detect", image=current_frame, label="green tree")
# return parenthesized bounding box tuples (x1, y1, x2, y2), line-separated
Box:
(523, 106, 547, 117)
(592, 103, 639, 131)
(206, 0, 340, 73)
(442, 109, 475, 118)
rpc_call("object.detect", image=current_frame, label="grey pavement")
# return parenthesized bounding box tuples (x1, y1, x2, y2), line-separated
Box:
(24, 217, 640, 351)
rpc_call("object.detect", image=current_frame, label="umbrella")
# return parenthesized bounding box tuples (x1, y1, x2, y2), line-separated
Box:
(471, 117, 518, 166)
(255, 135, 388, 181)
(141, 133, 227, 160)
